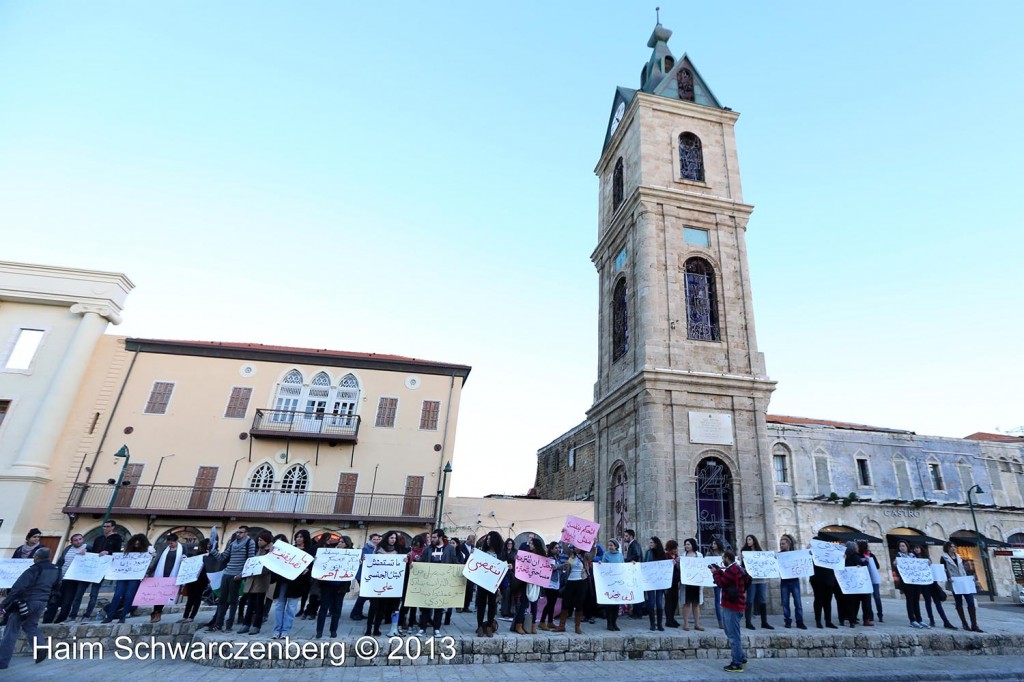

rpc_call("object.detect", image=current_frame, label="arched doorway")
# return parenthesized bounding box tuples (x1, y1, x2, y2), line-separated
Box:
(82, 524, 130, 550)
(513, 531, 547, 550)
(609, 462, 629, 540)
(154, 526, 205, 555)
(695, 457, 735, 554)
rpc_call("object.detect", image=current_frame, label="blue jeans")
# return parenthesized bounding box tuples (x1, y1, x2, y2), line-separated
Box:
(0, 599, 45, 668)
(713, 586, 723, 625)
(106, 580, 141, 622)
(75, 580, 104, 619)
(722, 607, 745, 666)
(274, 592, 299, 635)
(646, 589, 664, 611)
(871, 583, 883, 619)
(780, 578, 803, 625)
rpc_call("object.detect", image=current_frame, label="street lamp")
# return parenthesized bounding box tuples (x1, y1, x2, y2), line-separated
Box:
(102, 445, 131, 525)
(966, 484, 995, 602)
(436, 461, 452, 529)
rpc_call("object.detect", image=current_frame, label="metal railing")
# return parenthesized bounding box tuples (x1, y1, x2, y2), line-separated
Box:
(250, 409, 361, 440)
(64, 483, 434, 522)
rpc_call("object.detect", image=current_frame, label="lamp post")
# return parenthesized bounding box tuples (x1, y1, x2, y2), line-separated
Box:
(436, 461, 452, 530)
(102, 445, 131, 525)
(224, 455, 248, 511)
(966, 484, 995, 602)
(145, 453, 175, 509)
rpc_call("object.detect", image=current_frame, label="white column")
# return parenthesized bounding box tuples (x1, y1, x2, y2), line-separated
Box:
(11, 303, 119, 472)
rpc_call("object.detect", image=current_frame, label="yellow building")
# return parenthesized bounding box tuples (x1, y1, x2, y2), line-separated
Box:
(43, 335, 470, 549)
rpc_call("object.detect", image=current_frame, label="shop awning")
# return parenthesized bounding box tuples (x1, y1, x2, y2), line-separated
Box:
(885, 533, 946, 546)
(816, 530, 883, 544)
(950, 534, 1011, 549)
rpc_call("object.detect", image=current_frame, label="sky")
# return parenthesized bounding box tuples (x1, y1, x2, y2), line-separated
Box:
(2, 2, 1022, 497)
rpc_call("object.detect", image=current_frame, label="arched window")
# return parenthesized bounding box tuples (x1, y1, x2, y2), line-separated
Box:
(610, 462, 629, 540)
(677, 68, 695, 102)
(772, 443, 791, 484)
(305, 371, 331, 419)
(1008, 532, 1024, 547)
(612, 278, 628, 361)
(249, 463, 274, 492)
(331, 373, 361, 428)
(684, 257, 720, 341)
(679, 132, 704, 181)
(281, 464, 309, 494)
(695, 457, 735, 553)
(272, 370, 304, 421)
(612, 157, 624, 211)
(664, 56, 675, 72)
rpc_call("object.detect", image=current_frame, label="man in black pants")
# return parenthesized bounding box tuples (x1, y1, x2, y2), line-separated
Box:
(623, 529, 644, 617)
(349, 533, 380, 620)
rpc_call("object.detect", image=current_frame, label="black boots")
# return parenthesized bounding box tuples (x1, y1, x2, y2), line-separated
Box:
(656, 608, 665, 632)
(649, 612, 657, 631)
(759, 604, 774, 630)
(968, 606, 983, 633)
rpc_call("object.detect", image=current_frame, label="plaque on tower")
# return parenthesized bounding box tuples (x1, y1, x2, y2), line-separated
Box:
(688, 412, 734, 445)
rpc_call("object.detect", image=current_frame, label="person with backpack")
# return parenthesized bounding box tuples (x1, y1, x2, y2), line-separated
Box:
(710, 549, 748, 673)
(0, 547, 60, 669)
(207, 525, 255, 632)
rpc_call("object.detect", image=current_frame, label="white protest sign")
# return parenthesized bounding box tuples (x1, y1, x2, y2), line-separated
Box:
(560, 515, 600, 552)
(679, 556, 717, 586)
(931, 564, 946, 583)
(262, 540, 313, 581)
(105, 552, 152, 581)
(639, 559, 674, 591)
(312, 548, 362, 581)
(175, 555, 204, 586)
(462, 549, 508, 593)
(0, 559, 33, 589)
(777, 549, 814, 579)
(359, 554, 407, 598)
(65, 553, 113, 584)
(241, 556, 264, 578)
(952, 576, 977, 595)
(593, 562, 643, 604)
(896, 557, 934, 586)
(810, 539, 846, 570)
(835, 566, 872, 594)
(742, 551, 781, 579)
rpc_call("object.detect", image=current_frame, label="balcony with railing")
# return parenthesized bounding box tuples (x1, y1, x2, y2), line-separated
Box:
(63, 482, 435, 524)
(250, 409, 360, 442)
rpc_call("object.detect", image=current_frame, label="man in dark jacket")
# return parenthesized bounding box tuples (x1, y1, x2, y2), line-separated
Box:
(0, 547, 60, 669)
(711, 550, 748, 673)
(415, 529, 458, 636)
(623, 529, 644, 617)
(348, 533, 380, 620)
(78, 519, 123, 620)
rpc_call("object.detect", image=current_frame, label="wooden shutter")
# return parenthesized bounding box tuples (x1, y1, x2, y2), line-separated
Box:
(224, 387, 253, 418)
(333, 473, 358, 514)
(402, 475, 424, 517)
(188, 466, 219, 509)
(114, 463, 145, 507)
(375, 397, 398, 427)
(144, 382, 175, 414)
(419, 400, 440, 430)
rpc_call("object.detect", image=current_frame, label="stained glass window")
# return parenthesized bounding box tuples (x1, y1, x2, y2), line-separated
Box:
(684, 257, 720, 341)
(695, 458, 734, 554)
(679, 132, 705, 182)
(612, 278, 628, 361)
(612, 157, 624, 211)
(677, 68, 695, 102)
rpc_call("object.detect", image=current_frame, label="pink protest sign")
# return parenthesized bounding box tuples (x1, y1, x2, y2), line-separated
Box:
(132, 577, 179, 606)
(560, 515, 600, 551)
(515, 551, 553, 587)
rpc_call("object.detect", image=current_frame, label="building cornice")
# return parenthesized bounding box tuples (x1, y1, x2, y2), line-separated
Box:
(0, 261, 133, 312)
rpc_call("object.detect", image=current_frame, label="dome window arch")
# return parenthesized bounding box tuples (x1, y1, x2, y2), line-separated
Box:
(678, 132, 704, 181)
(684, 257, 720, 341)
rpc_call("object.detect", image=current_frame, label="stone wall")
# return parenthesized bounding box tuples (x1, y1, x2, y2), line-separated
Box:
(535, 421, 597, 502)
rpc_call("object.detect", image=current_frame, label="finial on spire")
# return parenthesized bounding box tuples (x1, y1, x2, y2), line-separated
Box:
(656, 6, 661, 24)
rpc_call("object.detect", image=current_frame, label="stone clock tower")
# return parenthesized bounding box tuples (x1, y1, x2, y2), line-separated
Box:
(590, 23, 777, 552)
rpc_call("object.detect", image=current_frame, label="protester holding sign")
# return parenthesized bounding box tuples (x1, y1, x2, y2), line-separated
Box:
(414, 529, 457, 637)
(839, 542, 874, 627)
(208, 525, 255, 632)
(468, 531, 506, 637)
(642, 537, 668, 632)
(235, 531, 272, 635)
(180, 540, 210, 624)
(892, 540, 927, 629)
(366, 531, 405, 638)
(52, 533, 88, 624)
(941, 541, 982, 632)
(911, 544, 955, 630)
(147, 533, 183, 623)
(78, 519, 123, 621)
(858, 541, 885, 624)
(538, 542, 564, 631)
(102, 534, 151, 623)
(510, 536, 547, 635)
(599, 539, 624, 631)
(315, 535, 355, 639)
(271, 530, 314, 639)
(740, 535, 774, 630)
(553, 542, 592, 635)
(776, 534, 807, 630)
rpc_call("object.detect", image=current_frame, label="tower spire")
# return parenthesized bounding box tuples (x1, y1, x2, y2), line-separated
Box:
(656, 6, 660, 24)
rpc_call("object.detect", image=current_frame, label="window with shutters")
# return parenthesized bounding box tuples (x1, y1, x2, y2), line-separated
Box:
(375, 397, 398, 428)
(402, 475, 424, 517)
(893, 455, 913, 498)
(144, 382, 175, 414)
(419, 400, 440, 430)
(188, 466, 218, 509)
(334, 473, 358, 514)
(224, 387, 253, 419)
(986, 459, 1003, 491)
(114, 463, 144, 507)
(813, 453, 831, 496)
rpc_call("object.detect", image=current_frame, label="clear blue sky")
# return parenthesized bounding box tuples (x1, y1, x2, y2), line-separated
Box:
(2, 2, 1021, 496)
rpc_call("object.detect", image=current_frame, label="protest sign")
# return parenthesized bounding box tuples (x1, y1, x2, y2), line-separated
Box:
(931, 564, 946, 583)
(0, 559, 33, 589)
(952, 576, 977, 595)
(639, 559, 674, 591)
(241, 556, 264, 578)
(742, 551, 780, 579)
(359, 554, 407, 598)
(777, 549, 814, 579)
(593, 562, 643, 604)
(311, 548, 361, 581)
(132, 577, 180, 606)
(105, 552, 152, 581)
(515, 551, 553, 588)
(462, 549, 508, 593)
(262, 540, 313, 581)
(834, 566, 872, 594)
(65, 553, 112, 584)
(560, 515, 600, 552)
(679, 556, 716, 587)
(896, 557, 934, 586)
(809, 539, 846, 570)
(175, 555, 204, 586)
(405, 563, 466, 609)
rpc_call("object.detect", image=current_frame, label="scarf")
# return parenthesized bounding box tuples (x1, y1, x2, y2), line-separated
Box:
(155, 546, 183, 578)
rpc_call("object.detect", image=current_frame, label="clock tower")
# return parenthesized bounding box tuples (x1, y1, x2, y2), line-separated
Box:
(590, 22, 777, 553)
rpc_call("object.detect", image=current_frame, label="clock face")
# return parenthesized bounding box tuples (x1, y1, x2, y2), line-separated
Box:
(610, 102, 626, 136)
